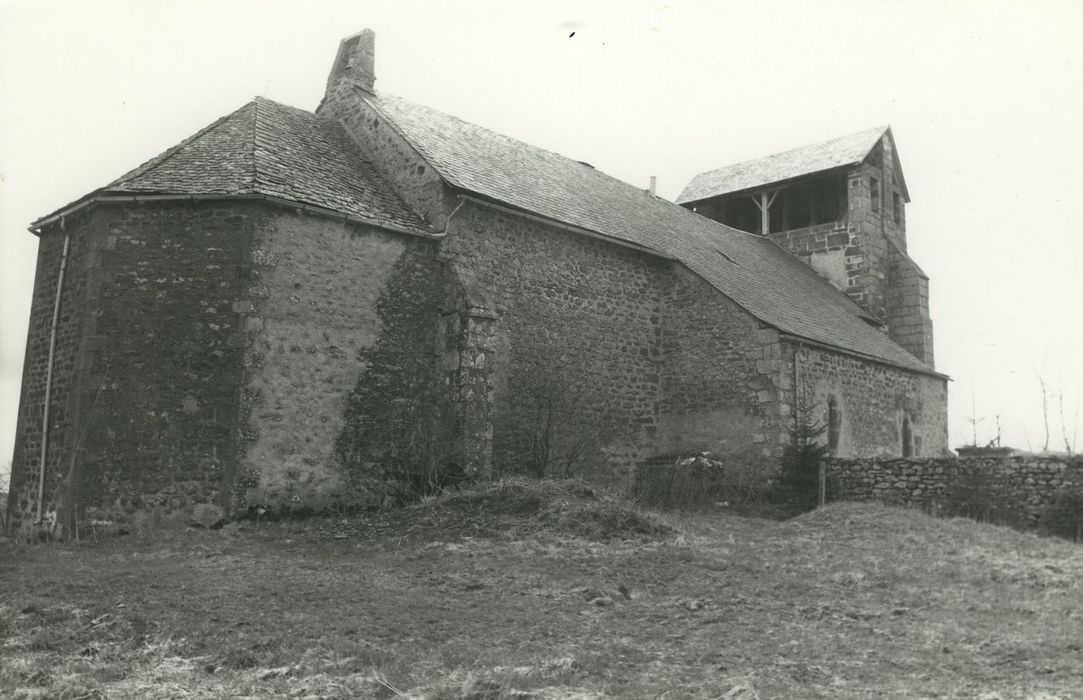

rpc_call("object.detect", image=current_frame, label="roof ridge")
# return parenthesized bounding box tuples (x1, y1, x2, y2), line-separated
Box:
(367, 94, 753, 239)
(363, 95, 936, 375)
(677, 125, 889, 204)
(369, 91, 629, 187)
(700, 125, 888, 178)
(251, 96, 262, 191)
(368, 93, 877, 253)
(105, 101, 258, 192)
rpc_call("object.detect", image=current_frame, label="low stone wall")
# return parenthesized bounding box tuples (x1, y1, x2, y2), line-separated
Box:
(827, 455, 1083, 525)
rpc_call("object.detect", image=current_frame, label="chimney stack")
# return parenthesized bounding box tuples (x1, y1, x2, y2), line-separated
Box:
(326, 29, 376, 96)
(649, 176, 657, 196)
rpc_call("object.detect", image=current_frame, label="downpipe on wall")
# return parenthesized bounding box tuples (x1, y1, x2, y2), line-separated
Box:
(37, 223, 71, 524)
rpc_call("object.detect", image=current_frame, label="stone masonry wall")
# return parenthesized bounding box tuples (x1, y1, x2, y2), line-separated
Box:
(851, 139, 934, 366)
(885, 245, 934, 366)
(8, 201, 252, 534)
(74, 202, 250, 524)
(786, 342, 948, 458)
(658, 265, 785, 463)
(317, 94, 449, 229)
(237, 211, 426, 512)
(442, 202, 668, 489)
(766, 221, 863, 298)
(846, 162, 891, 325)
(332, 240, 455, 504)
(6, 209, 93, 534)
(828, 455, 1083, 525)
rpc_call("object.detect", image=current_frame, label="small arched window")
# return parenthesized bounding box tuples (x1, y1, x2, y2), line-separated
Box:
(827, 395, 841, 452)
(902, 416, 913, 457)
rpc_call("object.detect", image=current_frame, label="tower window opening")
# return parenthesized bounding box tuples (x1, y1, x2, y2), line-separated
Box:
(870, 177, 881, 213)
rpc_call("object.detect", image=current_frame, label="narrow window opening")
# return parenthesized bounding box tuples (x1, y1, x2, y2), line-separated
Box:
(827, 395, 841, 452)
(902, 416, 913, 457)
(892, 192, 901, 224)
(870, 177, 881, 213)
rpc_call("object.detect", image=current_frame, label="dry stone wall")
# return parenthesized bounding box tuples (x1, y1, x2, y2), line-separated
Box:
(828, 455, 1083, 525)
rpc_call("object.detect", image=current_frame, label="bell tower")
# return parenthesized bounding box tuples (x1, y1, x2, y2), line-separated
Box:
(677, 127, 935, 367)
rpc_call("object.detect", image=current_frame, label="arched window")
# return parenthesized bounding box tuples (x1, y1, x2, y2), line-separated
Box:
(827, 395, 841, 452)
(902, 416, 913, 457)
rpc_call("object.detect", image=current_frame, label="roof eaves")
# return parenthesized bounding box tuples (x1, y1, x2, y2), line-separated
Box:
(678, 164, 855, 206)
(107, 101, 256, 190)
(677, 126, 888, 204)
(31, 101, 259, 228)
(779, 331, 948, 380)
(456, 191, 675, 261)
(29, 192, 435, 238)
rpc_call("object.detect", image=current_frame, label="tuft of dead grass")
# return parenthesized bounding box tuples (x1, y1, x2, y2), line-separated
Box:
(318, 478, 675, 544)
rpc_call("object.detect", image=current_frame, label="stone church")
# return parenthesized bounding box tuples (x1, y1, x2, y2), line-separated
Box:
(6, 30, 947, 533)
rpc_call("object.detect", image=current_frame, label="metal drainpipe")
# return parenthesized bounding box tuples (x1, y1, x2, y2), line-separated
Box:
(792, 341, 802, 432)
(38, 223, 71, 522)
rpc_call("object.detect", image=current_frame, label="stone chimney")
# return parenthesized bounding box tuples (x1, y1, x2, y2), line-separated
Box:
(325, 29, 376, 96)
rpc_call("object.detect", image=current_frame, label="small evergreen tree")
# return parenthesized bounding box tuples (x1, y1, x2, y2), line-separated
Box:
(775, 396, 830, 513)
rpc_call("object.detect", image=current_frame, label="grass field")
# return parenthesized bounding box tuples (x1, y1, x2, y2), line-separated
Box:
(1, 480, 1081, 699)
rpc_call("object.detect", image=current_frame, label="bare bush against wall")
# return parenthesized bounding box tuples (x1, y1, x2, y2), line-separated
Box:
(500, 361, 627, 479)
(632, 453, 727, 509)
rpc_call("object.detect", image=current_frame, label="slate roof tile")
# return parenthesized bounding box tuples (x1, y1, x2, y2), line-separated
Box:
(35, 89, 935, 376)
(363, 93, 935, 375)
(676, 127, 888, 204)
(39, 97, 429, 234)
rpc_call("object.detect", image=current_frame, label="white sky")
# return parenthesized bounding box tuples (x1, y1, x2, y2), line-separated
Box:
(1, 0, 1082, 473)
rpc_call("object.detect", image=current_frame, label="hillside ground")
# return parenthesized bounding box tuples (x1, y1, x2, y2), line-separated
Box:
(1, 480, 1081, 699)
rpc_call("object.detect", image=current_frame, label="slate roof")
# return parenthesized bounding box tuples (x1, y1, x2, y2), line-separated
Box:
(33, 97, 429, 234)
(362, 93, 936, 375)
(676, 126, 888, 204)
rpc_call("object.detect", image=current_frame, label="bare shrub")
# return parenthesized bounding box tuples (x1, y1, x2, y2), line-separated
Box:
(939, 469, 1021, 527)
(632, 453, 726, 509)
(499, 365, 626, 480)
(1038, 490, 1083, 542)
(719, 459, 775, 510)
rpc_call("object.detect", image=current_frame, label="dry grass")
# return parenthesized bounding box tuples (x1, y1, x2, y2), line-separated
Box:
(1, 481, 1081, 699)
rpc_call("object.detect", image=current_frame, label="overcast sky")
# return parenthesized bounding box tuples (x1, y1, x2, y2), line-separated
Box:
(2, 0, 1082, 476)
